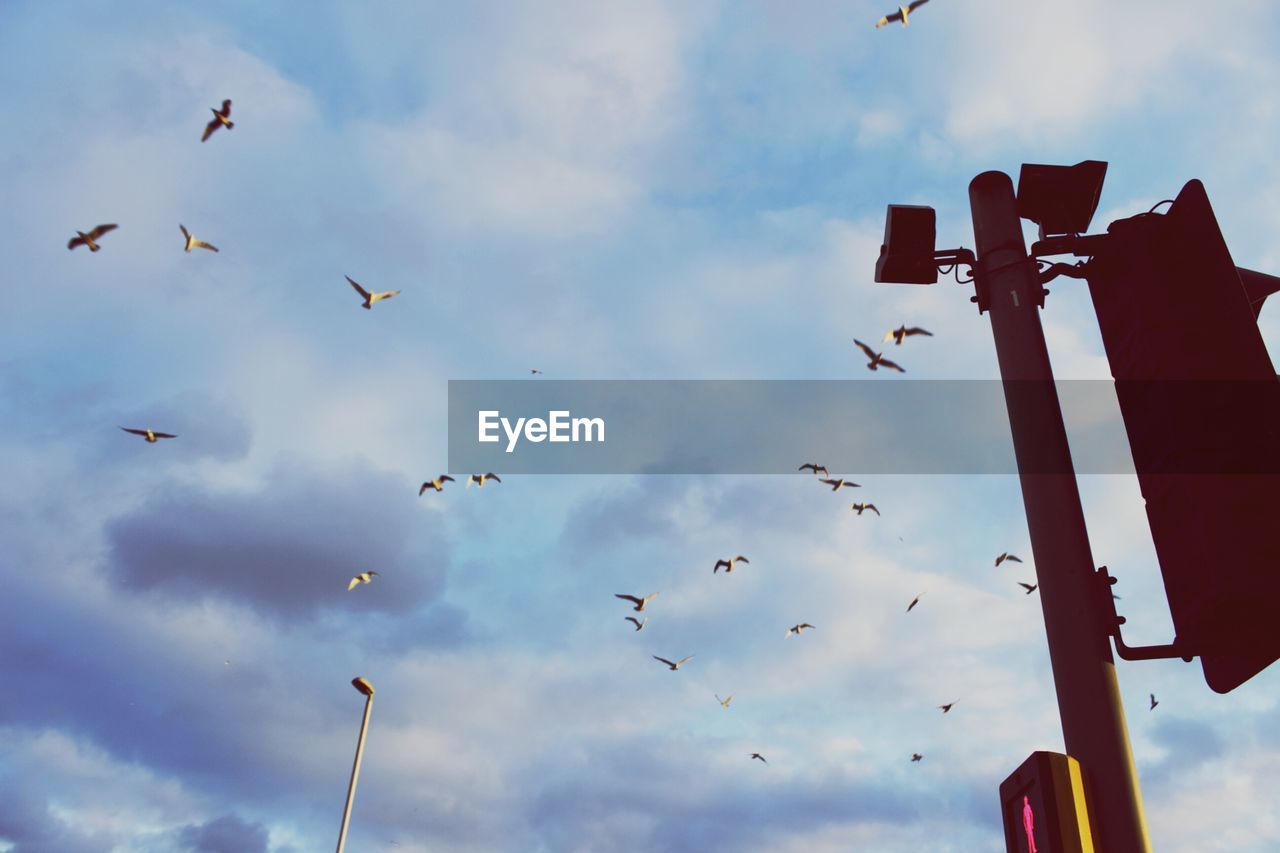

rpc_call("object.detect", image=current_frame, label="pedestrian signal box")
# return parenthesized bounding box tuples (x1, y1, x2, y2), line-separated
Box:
(1000, 751, 1095, 853)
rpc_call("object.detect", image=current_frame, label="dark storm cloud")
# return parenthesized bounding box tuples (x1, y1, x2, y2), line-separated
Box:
(176, 813, 269, 853)
(0, 787, 102, 853)
(105, 457, 449, 620)
(1142, 715, 1227, 791)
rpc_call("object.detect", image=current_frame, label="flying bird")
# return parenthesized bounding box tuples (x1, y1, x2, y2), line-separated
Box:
(615, 592, 659, 612)
(1149, 693, 1158, 711)
(883, 325, 934, 345)
(750, 753, 768, 764)
(466, 473, 501, 488)
(347, 570, 379, 591)
(530, 369, 543, 375)
(850, 502, 880, 516)
(714, 556, 749, 574)
(178, 224, 219, 253)
(820, 478, 861, 491)
(798, 463, 829, 475)
(876, 0, 931, 29)
(853, 339, 906, 373)
(785, 622, 816, 638)
(911, 753, 923, 762)
(1018, 582, 1039, 595)
(625, 616, 647, 631)
(419, 475, 455, 494)
(995, 552, 1023, 567)
(201, 99, 234, 141)
(907, 593, 923, 612)
(938, 702, 956, 714)
(716, 694, 733, 709)
(67, 223, 118, 251)
(653, 655, 694, 671)
(346, 275, 400, 310)
(120, 427, 177, 443)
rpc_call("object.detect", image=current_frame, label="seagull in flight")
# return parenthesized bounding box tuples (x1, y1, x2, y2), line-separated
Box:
(820, 478, 860, 491)
(785, 622, 816, 638)
(938, 701, 956, 713)
(714, 556, 749, 574)
(68, 223, 118, 251)
(179, 224, 218, 253)
(853, 339, 906, 372)
(653, 655, 694, 671)
(530, 369, 543, 374)
(419, 475, 455, 494)
(1149, 693, 1158, 711)
(120, 427, 177, 443)
(1018, 582, 1039, 595)
(625, 616, 647, 632)
(798, 463, 829, 475)
(348, 570, 379, 591)
(995, 552, 1023, 567)
(201, 99, 234, 141)
(466, 473, 501, 488)
(346, 275, 400, 310)
(883, 325, 933, 345)
(850, 502, 879, 516)
(615, 592, 659, 612)
(911, 753, 923, 762)
(750, 753, 768, 764)
(716, 693, 733, 709)
(876, 0, 931, 29)
(906, 593, 923, 613)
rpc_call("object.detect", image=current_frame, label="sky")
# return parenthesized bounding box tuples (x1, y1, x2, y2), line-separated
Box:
(2, 0, 1280, 850)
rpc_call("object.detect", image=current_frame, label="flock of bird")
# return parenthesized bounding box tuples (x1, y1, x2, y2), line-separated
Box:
(87, 76, 1166, 807)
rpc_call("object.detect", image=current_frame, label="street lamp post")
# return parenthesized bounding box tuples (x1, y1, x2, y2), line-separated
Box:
(335, 676, 376, 853)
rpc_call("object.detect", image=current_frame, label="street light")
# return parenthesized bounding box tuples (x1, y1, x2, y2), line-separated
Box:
(335, 677, 376, 853)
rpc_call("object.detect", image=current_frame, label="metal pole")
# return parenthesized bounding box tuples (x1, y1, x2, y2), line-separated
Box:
(336, 680, 375, 853)
(968, 171, 1150, 851)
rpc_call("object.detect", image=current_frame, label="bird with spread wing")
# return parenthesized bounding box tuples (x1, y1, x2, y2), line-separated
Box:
(876, 0, 931, 29)
(201, 99, 234, 141)
(346, 275, 400, 310)
(68, 224, 118, 252)
(853, 339, 906, 372)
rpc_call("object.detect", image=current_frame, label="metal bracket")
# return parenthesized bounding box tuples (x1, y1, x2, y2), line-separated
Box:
(1095, 565, 1195, 662)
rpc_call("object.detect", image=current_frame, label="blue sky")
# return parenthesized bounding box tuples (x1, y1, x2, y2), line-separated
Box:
(2, 1, 1279, 850)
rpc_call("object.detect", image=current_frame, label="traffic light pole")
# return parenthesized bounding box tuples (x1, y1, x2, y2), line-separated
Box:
(969, 171, 1151, 851)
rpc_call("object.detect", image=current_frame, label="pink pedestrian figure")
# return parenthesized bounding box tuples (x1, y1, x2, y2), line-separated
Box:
(1022, 795, 1038, 853)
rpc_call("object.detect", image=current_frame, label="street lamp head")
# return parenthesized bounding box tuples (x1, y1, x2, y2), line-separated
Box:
(875, 204, 939, 284)
(351, 677, 375, 697)
(1016, 160, 1107, 240)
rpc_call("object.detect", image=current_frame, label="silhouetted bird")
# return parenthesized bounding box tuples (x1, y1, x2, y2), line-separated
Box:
(346, 275, 400, 310)
(348, 570, 379, 591)
(1018, 582, 1038, 595)
(785, 622, 816, 638)
(615, 592, 659, 612)
(653, 655, 693, 671)
(716, 693, 733, 708)
(798, 463, 829, 475)
(876, 0, 931, 29)
(883, 325, 933, 345)
(68, 223, 118, 251)
(853, 339, 906, 372)
(995, 552, 1023, 567)
(750, 753, 768, 764)
(714, 556, 749, 574)
(202, 99, 233, 141)
(938, 702, 956, 713)
(466, 473, 501, 488)
(911, 753, 923, 762)
(851, 502, 879, 516)
(179, 224, 218, 253)
(120, 427, 177, 443)
(419, 475, 455, 494)
(819, 478, 861, 491)
(530, 369, 543, 374)
(625, 616, 647, 632)
(907, 593, 923, 613)
(1149, 693, 1158, 711)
